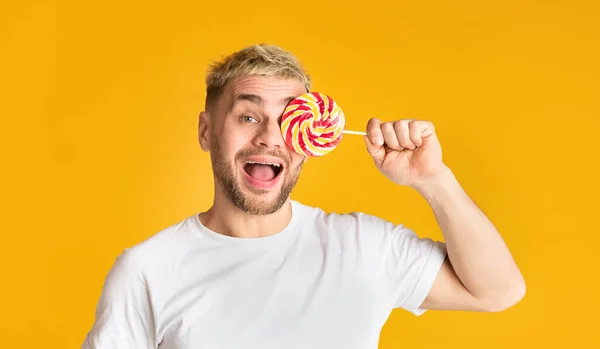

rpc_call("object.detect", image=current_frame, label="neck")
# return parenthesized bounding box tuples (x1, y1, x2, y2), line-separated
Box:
(199, 194, 293, 239)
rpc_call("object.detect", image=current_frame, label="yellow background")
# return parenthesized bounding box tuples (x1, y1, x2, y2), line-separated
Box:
(1, 0, 599, 348)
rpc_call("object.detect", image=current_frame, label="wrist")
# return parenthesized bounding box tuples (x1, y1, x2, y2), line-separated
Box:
(412, 166, 462, 203)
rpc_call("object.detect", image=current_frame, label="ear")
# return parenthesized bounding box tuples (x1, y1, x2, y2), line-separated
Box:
(198, 111, 211, 152)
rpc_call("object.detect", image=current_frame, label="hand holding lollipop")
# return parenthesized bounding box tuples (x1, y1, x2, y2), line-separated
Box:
(281, 91, 446, 189)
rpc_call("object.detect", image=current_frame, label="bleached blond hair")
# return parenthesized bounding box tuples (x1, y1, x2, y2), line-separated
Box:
(205, 44, 311, 109)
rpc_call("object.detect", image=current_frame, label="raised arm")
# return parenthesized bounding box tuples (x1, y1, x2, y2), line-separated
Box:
(365, 118, 525, 312)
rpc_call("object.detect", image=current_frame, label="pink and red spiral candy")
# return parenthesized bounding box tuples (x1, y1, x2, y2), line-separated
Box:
(280, 92, 345, 157)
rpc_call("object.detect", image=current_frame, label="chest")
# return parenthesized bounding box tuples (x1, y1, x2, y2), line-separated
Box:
(154, 241, 393, 349)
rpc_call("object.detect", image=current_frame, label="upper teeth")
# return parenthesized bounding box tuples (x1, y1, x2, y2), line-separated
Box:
(245, 161, 281, 167)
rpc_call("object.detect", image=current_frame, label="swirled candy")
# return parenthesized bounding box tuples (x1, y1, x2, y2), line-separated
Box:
(280, 92, 346, 157)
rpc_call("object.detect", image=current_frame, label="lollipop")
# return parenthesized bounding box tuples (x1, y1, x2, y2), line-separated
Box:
(280, 92, 365, 156)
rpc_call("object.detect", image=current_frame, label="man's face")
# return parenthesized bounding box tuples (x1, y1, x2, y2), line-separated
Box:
(201, 76, 308, 215)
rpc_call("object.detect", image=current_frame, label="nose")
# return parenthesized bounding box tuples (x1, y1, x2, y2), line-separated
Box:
(253, 118, 285, 149)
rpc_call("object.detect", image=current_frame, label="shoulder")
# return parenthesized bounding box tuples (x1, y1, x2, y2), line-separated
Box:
(294, 200, 402, 230)
(292, 200, 412, 244)
(110, 214, 200, 277)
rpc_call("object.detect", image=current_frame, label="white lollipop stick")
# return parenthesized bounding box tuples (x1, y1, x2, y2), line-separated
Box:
(342, 130, 367, 136)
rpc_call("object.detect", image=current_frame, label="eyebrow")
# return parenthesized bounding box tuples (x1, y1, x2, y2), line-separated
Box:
(232, 94, 296, 109)
(233, 93, 263, 107)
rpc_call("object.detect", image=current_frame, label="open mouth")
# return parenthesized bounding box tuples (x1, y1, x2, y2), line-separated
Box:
(242, 161, 284, 182)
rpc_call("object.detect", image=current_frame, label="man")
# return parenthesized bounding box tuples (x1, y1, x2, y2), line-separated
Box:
(82, 44, 525, 349)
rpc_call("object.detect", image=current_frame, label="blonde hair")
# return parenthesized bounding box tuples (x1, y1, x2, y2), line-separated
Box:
(205, 44, 311, 109)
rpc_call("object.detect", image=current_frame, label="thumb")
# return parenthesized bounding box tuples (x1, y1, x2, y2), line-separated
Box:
(365, 135, 385, 166)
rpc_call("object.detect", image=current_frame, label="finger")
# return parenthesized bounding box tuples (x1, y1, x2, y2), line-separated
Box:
(366, 118, 384, 146)
(408, 120, 423, 147)
(394, 119, 416, 149)
(364, 135, 385, 165)
(409, 120, 434, 146)
(382, 122, 402, 150)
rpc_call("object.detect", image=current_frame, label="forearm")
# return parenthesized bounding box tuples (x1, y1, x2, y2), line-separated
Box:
(414, 166, 525, 308)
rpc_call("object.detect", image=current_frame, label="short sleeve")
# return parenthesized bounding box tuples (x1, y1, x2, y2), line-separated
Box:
(388, 225, 447, 316)
(82, 250, 157, 349)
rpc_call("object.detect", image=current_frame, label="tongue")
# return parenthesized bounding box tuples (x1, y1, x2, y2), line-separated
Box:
(245, 164, 276, 181)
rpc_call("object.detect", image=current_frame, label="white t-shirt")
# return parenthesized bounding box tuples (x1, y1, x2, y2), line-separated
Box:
(82, 200, 447, 349)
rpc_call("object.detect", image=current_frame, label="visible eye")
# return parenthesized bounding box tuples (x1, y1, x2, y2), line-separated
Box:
(241, 115, 258, 123)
